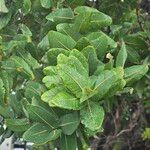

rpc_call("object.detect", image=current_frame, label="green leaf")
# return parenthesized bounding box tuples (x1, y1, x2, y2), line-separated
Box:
(41, 86, 64, 103)
(50, 92, 81, 110)
(81, 46, 100, 75)
(5, 118, 31, 132)
(40, 0, 52, 8)
(93, 70, 118, 100)
(0, 70, 13, 99)
(104, 58, 114, 70)
(60, 133, 77, 150)
(43, 66, 61, 89)
(86, 32, 117, 59)
(0, 78, 5, 106)
(31, 97, 54, 113)
(74, 6, 112, 33)
(17, 50, 40, 69)
(10, 56, 34, 79)
(22, 0, 31, 15)
(46, 8, 74, 23)
(0, 0, 8, 13)
(74, 6, 99, 14)
(2, 35, 27, 54)
(46, 48, 69, 65)
(27, 105, 59, 129)
(58, 54, 88, 77)
(124, 65, 149, 85)
(8, 92, 23, 116)
(23, 123, 61, 145)
(57, 54, 91, 97)
(38, 31, 76, 50)
(70, 49, 89, 73)
(43, 75, 60, 89)
(38, 34, 49, 51)
(116, 41, 127, 67)
(124, 34, 148, 51)
(0, 11, 12, 30)
(94, 64, 105, 76)
(60, 112, 80, 135)
(80, 101, 104, 131)
(19, 24, 32, 37)
(57, 65, 90, 98)
(25, 81, 44, 100)
(126, 45, 141, 64)
(75, 37, 90, 50)
(43, 66, 58, 75)
(105, 67, 126, 97)
(0, 105, 14, 118)
(10, 55, 33, 76)
(56, 23, 81, 41)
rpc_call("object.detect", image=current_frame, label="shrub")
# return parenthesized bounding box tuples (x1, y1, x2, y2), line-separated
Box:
(0, 0, 149, 149)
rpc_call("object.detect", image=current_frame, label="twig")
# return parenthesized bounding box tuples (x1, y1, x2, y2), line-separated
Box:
(116, 123, 137, 138)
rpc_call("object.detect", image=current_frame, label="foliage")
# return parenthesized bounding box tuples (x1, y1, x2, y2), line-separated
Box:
(142, 128, 150, 140)
(0, 0, 149, 149)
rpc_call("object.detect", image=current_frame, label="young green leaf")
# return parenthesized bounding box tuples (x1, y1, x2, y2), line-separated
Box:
(50, 92, 81, 110)
(0, 0, 8, 13)
(59, 54, 88, 76)
(70, 49, 89, 73)
(116, 42, 127, 67)
(93, 70, 118, 100)
(58, 64, 90, 98)
(105, 67, 126, 97)
(42, 75, 61, 89)
(57, 54, 90, 97)
(43, 66, 58, 75)
(41, 86, 64, 103)
(43, 67, 61, 89)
